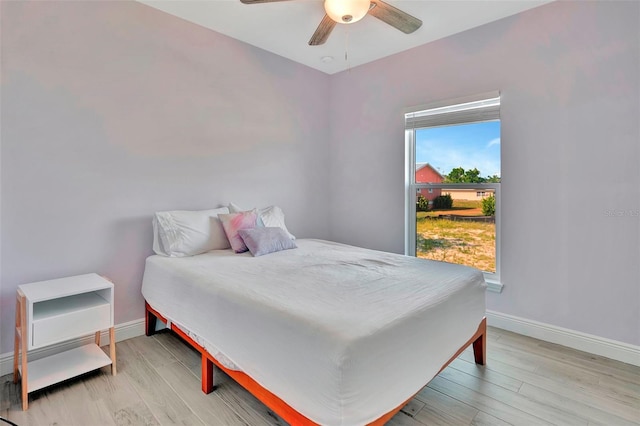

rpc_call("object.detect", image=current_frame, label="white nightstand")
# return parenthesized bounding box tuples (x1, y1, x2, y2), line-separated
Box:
(13, 273, 117, 410)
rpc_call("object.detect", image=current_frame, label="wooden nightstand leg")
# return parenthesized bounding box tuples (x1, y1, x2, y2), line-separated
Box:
(109, 327, 116, 375)
(13, 297, 20, 384)
(95, 331, 101, 346)
(18, 292, 28, 410)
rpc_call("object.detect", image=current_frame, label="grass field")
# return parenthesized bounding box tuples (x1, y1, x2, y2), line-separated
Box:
(416, 200, 496, 272)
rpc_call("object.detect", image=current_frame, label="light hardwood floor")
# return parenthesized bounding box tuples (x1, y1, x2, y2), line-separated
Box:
(2, 327, 639, 425)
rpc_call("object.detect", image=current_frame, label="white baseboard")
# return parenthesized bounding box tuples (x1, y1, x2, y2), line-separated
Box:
(0, 318, 145, 377)
(486, 310, 640, 367)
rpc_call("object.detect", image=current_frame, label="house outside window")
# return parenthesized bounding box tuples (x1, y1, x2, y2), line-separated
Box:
(405, 92, 501, 287)
(415, 163, 442, 201)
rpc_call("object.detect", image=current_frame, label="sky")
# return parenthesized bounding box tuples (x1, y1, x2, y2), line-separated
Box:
(415, 120, 501, 178)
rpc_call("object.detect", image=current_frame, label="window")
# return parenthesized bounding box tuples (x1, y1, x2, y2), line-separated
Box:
(405, 92, 501, 286)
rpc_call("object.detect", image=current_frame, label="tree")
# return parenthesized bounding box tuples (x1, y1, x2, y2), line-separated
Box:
(464, 168, 483, 183)
(416, 195, 429, 212)
(444, 167, 501, 183)
(433, 194, 453, 209)
(444, 167, 483, 183)
(482, 194, 496, 216)
(445, 167, 466, 183)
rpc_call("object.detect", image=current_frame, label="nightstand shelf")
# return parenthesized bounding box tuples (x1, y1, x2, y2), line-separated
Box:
(19, 343, 113, 393)
(13, 273, 116, 410)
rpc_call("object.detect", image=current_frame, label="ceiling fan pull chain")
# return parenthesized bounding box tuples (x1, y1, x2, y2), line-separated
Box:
(345, 29, 348, 61)
(345, 28, 351, 72)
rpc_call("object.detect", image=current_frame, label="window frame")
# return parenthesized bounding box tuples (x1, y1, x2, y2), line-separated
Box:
(404, 93, 502, 291)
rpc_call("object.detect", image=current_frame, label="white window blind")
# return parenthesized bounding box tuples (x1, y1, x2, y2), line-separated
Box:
(405, 91, 500, 130)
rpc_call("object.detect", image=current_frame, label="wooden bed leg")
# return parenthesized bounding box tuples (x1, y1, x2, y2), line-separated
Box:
(201, 355, 215, 394)
(145, 302, 157, 336)
(473, 317, 487, 365)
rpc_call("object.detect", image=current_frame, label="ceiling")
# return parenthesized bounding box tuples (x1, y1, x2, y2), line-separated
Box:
(138, 0, 553, 75)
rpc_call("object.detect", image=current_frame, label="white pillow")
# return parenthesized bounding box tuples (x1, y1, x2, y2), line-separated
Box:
(227, 203, 295, 240)
(153, 207, 230, 257)
(259, 205, 295, 240)
(227, 202, 245, 214)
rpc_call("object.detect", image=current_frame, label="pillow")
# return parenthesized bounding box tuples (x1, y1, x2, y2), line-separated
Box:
(219, 210, 259, 253)
(227, 202, 295, 240)
(238, 227, 298, 257)
(259, 205, 295, 240)
(153, 207, 230, 257)
(227, 202, 245, 214)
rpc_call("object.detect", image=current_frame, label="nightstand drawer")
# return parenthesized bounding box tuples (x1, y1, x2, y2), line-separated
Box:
(31, 292, 111, 348)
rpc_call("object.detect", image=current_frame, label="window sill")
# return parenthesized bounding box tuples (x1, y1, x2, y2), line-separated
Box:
(485, 279, 503, 293)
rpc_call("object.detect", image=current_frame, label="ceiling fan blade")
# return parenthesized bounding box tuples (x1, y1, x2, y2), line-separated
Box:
(309, 14, 336, 46)
(368, 0, 422, 34)
(240, 0, 292, 4)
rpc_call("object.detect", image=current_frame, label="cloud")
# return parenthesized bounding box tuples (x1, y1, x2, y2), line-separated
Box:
(487, 138, 501, 148)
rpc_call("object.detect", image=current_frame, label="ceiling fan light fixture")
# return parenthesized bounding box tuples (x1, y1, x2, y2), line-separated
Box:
(324, 0, 371, 24)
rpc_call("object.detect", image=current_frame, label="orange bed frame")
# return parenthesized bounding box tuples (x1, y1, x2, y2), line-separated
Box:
(145, 301, 486, 425)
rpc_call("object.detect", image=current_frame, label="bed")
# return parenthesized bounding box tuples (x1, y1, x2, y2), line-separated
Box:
(142, 238, 487, 425)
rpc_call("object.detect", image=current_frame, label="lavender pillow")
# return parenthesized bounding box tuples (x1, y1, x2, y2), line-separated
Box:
(238, 227, 297, 257)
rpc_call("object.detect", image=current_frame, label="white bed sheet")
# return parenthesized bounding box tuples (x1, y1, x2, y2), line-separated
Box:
(141, 239, 486, 425)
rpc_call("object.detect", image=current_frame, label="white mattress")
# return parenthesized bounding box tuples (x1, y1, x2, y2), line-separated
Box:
(141, 239, 486, 425)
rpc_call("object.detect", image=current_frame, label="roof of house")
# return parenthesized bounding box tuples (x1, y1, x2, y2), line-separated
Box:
(415, 163, 444, 180)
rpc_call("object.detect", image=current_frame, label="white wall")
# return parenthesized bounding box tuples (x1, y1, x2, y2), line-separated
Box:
(328, 1, 640, 346)
(1, 0, 638, 357)
(0, 1, 331, 353)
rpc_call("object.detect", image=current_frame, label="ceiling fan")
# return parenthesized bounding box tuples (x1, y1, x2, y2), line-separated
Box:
(240, 0, 422, 46)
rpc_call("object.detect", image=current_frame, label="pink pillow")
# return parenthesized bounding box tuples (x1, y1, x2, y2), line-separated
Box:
(219, 211, 258, 253)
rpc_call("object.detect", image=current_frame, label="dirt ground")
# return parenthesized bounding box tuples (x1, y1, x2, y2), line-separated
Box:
(416, 217, 496, 273)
